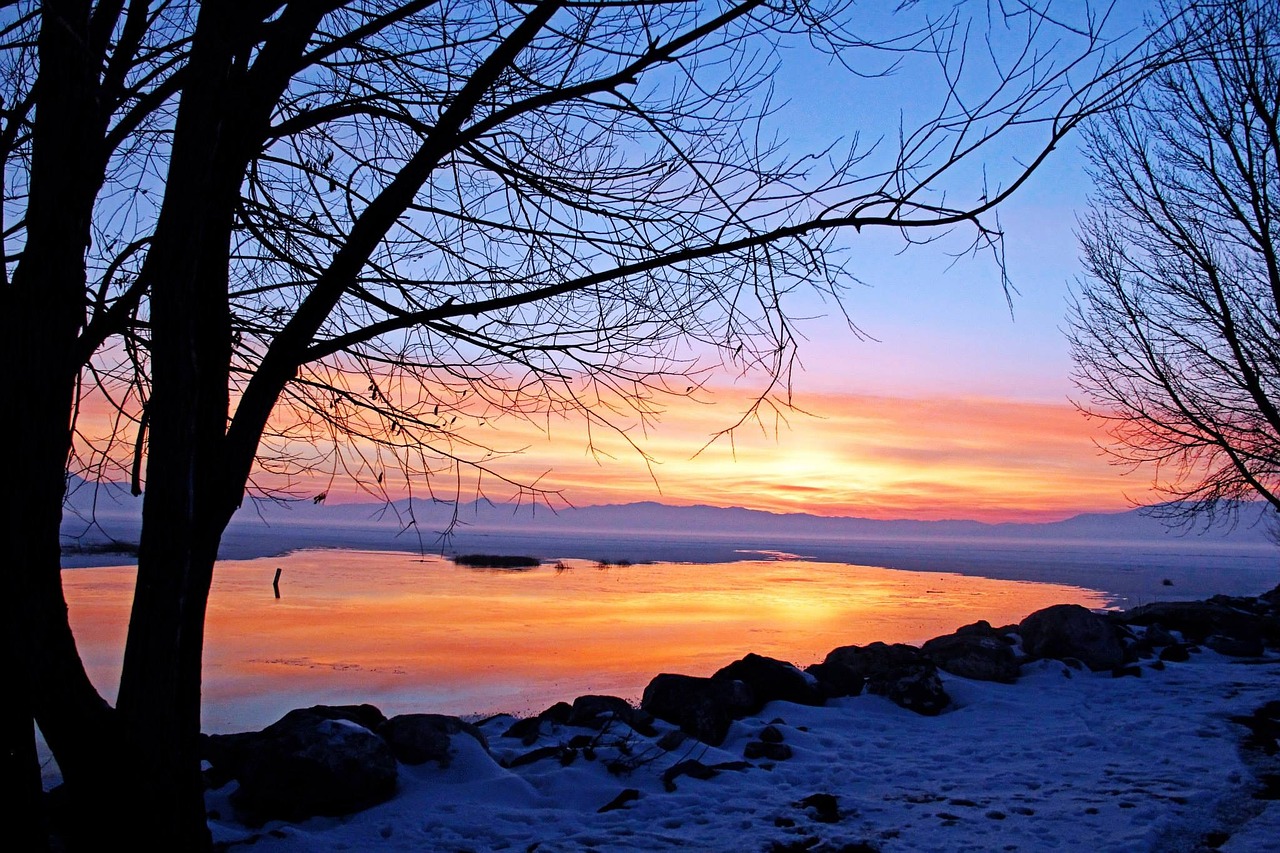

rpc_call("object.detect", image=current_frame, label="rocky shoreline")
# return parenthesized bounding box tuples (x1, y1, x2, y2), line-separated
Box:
(196, 586, 1280, 851)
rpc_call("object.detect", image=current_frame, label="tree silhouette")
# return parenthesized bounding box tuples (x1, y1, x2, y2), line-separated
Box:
(1, 1, 1154, 848)
(1070, 0, 1280, 527)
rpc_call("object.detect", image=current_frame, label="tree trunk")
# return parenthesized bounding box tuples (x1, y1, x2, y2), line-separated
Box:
(110, 6, 242, 848)
(2, 2, 121, 847)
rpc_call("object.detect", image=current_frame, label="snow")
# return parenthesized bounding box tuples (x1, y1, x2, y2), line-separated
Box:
(206, 646, 1280, 852)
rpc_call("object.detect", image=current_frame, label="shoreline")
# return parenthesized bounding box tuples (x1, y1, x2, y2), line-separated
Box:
(190, 586, 1280, 852)
(60, 531, 1278, 609)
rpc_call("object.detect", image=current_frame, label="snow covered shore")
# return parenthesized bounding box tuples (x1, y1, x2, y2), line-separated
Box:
(203, 599, 1280, 853)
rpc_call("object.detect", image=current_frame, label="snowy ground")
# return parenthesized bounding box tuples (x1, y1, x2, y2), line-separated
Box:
(208, 647, 1280, 852)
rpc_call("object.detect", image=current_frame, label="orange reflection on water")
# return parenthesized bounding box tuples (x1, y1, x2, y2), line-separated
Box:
(62, 550, 1108, 732)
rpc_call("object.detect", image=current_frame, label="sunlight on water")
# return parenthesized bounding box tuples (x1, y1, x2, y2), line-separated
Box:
(62, 549, 1109, 732)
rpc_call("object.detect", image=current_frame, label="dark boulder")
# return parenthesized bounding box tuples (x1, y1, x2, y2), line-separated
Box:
(1229, 699, 1280, 755)
(824, 642, 924, 678)
(280, 703, 388, 731)
(640, 673, 754, 745)
(502, 701, 579, 744)
(379, 713, 488, 767)
(538, 701, 573, 725)
(1020, 604, 1124, 671)
(659, 758, 749, 791)
(712, 653, 824, 712)
(744, 740, 793, 761)
(222, 711, 397, 824)
(502, 717, 544, 745)
(954, 619, 1018, 639)
(568, 694, 656, 735)
(1117, 601, 1280, 645)
(1208, 591, 1280, 617)
(1142, 623, 1178, 648)
(1159, 643, 1192, 662)
(1206, 634, 1265, 657)
(866, 662, 950, 716)
(203, 704, 388, 788)
(822, 643, 950, 715)
(803, 660, 865, 699)
(597, 789, 641, 814)
(797, 793, 841, 824)
(921, 631, 1020, 683)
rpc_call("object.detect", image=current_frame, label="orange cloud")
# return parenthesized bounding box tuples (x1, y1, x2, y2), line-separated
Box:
(68, 368, 1151, 523)
(403, 388, 1154, 523)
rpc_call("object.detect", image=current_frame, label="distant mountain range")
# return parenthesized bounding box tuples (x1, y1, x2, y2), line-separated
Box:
(429, 498, 1275, 542)
(60, 475, 1275, 546)
(58, 477, 1278, 601)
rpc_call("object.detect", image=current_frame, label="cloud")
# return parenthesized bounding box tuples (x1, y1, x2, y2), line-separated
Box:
(71, 372, 1149, 522)
(435, 388, 1152, 522)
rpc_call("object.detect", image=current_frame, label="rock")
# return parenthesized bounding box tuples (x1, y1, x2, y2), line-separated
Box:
(202, 731, 259, 789)
(656, 730, 688, 751)
(597, 789, 640, 813)
(1230, 700, 1280, 755)
(744, 741, 793, 761)
(661, 758, 718, 789)
(821, 643, 951, 715)
(1208, 591, 1280, 617)
(568, 695, 656, 735)
(1020, 604, 1125, 671)
(921, 631, 1020, 683)
(867, 662, 951, 716)
(379, 714, 488, 767)
(824, 642, 924, 678)
(507, 745, 576, 768)
(712, 653, 824, 712)
(203, 704, 388, 787)
(1206, 634, 1265, 657)
(641, 673, 754, 745)
(1159, 643, 1191, 662)
(660, 758, 749, 791)
(1117, 601, 1280, 645)
(759, 724, 785, 743)
(538, 701, 573, 725)
(290, 703, 388, 730)
(502, 717, 544, 744)
(797, 792, 841, 823)
(1142, 623, 1178, 647)
(224, 711, 397, 824)
(803, 660, 865, 699)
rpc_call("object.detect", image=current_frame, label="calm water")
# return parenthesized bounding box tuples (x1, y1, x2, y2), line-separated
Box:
(63, 549, 1109, 732)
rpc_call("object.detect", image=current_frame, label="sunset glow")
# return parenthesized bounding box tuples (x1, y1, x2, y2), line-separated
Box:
(70, 382, 1151, 523)
(393, 388, 1154, 523)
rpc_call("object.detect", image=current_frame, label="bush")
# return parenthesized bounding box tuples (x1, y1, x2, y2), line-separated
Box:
(452, 554, 540, 569)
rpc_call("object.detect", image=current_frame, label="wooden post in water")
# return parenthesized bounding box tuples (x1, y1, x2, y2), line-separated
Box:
(272, 567, 282, 598)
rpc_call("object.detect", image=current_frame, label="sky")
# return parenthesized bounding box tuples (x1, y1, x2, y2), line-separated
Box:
(394, 4, 1164, 523)
(450, 188, 1158, 525)
(69, 2, 1162, 524)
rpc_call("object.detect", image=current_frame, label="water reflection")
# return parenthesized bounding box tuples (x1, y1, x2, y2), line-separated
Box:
(62, 549, 1108, 732)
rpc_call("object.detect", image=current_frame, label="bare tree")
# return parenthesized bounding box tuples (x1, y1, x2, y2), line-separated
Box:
(1, 1, 1153, 848)
(1069, 0, 1280, 527)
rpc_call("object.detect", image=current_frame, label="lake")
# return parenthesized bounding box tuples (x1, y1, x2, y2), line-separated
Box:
(63, 548, 1110, 733)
